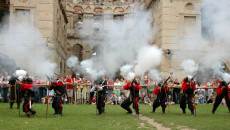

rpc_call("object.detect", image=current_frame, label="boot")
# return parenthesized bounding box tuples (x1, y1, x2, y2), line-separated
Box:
(151, 108, 156, 113)
(136, 110, 140, 115)
(31, 109, 36, 115)
(10, 102, 13, 109)
(212, 108, 215, 114)
(52, 109, 58, 115)
(26, 114, 31, 118)
(191, 111, 194, 116)
(58, 109, 62, 118)
(162, 108, 165, 114)
(183, 109, 186, 114)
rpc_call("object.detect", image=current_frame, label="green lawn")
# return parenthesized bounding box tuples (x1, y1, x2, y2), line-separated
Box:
(141, 104, 230, 130)
(0, 103, 152, 130)
(0, 103, 230, 130)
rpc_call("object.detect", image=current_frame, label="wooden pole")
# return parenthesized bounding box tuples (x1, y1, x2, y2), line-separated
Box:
(74, 86, 77, 105)
(46, 83, 49, 118)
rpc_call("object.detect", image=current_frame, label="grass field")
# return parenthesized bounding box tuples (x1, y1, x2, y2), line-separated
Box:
(0, 103, 230, 130)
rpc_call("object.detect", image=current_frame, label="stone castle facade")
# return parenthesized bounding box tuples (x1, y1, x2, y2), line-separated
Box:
(2, 0, 224, 79)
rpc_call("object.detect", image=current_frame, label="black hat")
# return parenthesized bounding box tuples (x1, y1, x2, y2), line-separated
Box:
(95, 79, 101, 85)
(132, 79, 138, 85)
(158, 82, 163, 87)
(220, 81, 227, 87)
(26, 78, 33, 84)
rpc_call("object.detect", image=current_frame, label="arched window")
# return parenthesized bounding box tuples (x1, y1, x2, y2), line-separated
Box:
(72, 44, 83, 61)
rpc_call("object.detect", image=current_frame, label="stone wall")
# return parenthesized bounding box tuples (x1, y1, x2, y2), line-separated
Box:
(6, 0, 68, 76)
(146, 0, 202, 79)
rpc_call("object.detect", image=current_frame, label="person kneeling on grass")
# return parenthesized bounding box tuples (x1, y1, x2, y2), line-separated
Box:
(19, 78, 36, 118)
(212, 81, 230, 114)
(121, 78, 141, 115)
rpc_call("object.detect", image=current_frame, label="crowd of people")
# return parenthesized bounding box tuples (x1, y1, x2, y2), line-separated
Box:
(0, 71, 229, 106)
(1, 70, 230, 117)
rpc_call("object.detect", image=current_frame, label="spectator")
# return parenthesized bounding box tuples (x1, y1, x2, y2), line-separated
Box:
(144, 95, 151, 105)
(173, 78, 180, 104)
(86, 80, 92, 104)
(147, 78, 155, 102)
(118, 94, 126, 105)
(108, 92, 117, 105)
(82, 77, 87, 104)
(207, 92, 216, 104)
(140, 76, 148, 103)
(91, 96, 96, 105)
(66, 74, 75, 104)
(114, 79, 121, 99)
(195, 91, 205, 104)
(1, 72, 10, 103)
(166, 95, 175, 105)
(120, 78, 126, 94)
(107, 79, 114, 99)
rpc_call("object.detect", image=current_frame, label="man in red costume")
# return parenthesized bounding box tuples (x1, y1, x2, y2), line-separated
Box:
(121, 78, 141, 115)
(212, 81, 230, 114)
(180, 76, 196, 116)
(20, 78, 36, 118)
(151, 82, 168, 114)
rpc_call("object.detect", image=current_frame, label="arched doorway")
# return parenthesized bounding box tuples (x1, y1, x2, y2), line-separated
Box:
(93, 45, 103, 57)
(72, 44, 83, 61)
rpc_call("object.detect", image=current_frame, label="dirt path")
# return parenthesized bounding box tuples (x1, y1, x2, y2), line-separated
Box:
(138, 114, 195, 130)
(138, 114, 171, 130)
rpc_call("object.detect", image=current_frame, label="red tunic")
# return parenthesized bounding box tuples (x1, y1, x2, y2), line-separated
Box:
(216, 86, 230, 95)
(181, 78, 196, 91)
(153, 86, 168, 95)
(21, 83, 33, 91)
(123, 82, 141, 90)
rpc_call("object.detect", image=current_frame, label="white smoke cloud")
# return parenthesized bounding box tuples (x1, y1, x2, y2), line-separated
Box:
(134, 46, 162, 75)
(0, 11, 57, 77)
(80, 59, 105, 79)
(120, 64, 136, 81)
(175, 0, 230, 83)
(180, 59, 197, 76)
(75, 3, 162, 80)
(148, 69, 161, 82)
(16, 70, 27, 77)
(66, 55, 79, 70)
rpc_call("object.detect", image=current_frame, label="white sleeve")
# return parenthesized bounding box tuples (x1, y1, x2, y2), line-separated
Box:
(90, 86, 96, 92)
(98, 85, 103, 91)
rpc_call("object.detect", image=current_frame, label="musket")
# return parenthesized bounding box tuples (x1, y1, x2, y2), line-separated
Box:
(96, 85, 98, 115)
(161, 76, 171, 113)
(131, 79, 138, 115)
(189, 73, 197, 116)
(18, 80, 20, 117)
